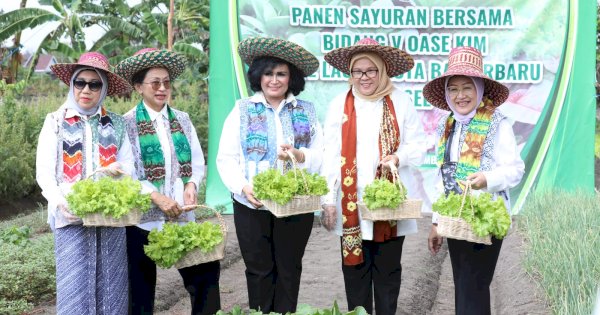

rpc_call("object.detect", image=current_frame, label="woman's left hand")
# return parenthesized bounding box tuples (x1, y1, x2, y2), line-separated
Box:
(183, 182, 197, 206)
(277, 144, 304, 162)
(462, 172, 488, 190)
(379, 154, 399, 171)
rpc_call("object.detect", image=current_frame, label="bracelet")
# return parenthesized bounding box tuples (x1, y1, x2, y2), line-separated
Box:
(297, 150, 306, 163)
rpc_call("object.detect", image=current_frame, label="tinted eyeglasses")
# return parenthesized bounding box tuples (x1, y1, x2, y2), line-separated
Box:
(350, 69, 378, 79)
(72, 79, 103, 92)
(143, 80, 171, 90)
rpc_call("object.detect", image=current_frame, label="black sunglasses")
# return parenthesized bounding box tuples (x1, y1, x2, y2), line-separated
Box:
(72, 79, 103, 92)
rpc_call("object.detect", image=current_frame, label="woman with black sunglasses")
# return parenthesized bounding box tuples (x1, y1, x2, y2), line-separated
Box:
(115, 48, 220, 315)
(35, 52, 135, 314)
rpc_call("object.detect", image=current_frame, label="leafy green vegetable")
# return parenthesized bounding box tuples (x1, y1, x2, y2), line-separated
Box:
(144, 221, 224, 268)
(432, 192, 511, 239)
(362, 179, 407, 210)
(253, 168, 328, 205)
(66, 176, 151, 219)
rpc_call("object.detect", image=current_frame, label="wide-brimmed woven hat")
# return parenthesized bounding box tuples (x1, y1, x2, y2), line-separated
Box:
(50, 52, 131, 96)
(423, 46, 509, 111)
(237, 37, 319, 77)
(324, 38, 414, 77)
(114, 48, 187, 85)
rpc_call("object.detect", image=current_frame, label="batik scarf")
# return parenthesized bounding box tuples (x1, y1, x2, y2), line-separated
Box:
(340, 90, 400, 266)
(436, 97, 495, 180)
(62, 107, 117, 183)
(135, 101, 192, 188)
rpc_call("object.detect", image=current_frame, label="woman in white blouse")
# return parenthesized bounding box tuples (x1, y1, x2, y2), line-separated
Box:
(115, 48, 220, 315)
(321, 38, 426, 315)
(425, 46, 525, 315)
(216, 37, 322, 314)
(36, 52, 134, 314)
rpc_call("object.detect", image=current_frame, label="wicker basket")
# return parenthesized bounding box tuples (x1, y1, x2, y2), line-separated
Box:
(261, 151, 323, 218)
(358, 199, 423, 221)
(172, 206, 228, 269)
(82, 209, 143, 227)
(436, 183, 492, 245)
(262, 195, 321, 218)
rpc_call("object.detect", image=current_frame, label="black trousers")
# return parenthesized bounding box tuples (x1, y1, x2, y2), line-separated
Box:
(126, 226, 221, 315)
(447, 237, 503, 315)
(233, 199, 313, 314)
(341, 236, 405, 315)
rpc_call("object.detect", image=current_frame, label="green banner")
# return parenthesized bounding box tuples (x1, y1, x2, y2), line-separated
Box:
(207, 0, 596, 213)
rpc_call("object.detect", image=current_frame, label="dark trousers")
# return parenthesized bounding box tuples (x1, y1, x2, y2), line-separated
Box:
(233, 199, 313, 314)
(447, 237, 503, 315)
(126, 226, 221, 315)
(341, 236, 405, 315)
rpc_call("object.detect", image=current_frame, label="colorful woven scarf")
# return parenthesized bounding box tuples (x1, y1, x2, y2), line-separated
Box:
(62, 107, 117, 183)
(340, 90, 400, 266)
(135, 101, 192, 188)
(436, 97, 495, 180)
(243, 101, 311, 161)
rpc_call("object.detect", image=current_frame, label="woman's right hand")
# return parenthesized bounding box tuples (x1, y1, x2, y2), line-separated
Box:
(151, 192, 183, 218)
(321, 204, 337, 231)
(242, 185, 263, 208)
(428, 224, 443, 255)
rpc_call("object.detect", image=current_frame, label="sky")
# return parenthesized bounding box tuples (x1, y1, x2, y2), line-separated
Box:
(0, 0, 142, 54)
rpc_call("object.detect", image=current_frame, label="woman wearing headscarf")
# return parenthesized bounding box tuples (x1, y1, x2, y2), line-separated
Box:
(425, 46, 525, 315)
(36, 51, 134, 314)
(320, 38, 426, 315)
(216, 37, 322, 313)
(115, 48, 219, 315)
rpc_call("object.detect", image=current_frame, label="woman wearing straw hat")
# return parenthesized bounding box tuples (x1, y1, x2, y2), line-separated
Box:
(115, 48, 219, 315)
(321, 38, 426, 315)
(425, 46, 524, 315)
(216, 37, 322, 313)
(36, 51, 135, 314)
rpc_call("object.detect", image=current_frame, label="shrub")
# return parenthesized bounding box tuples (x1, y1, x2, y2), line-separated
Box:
(0, 233, 56, 314)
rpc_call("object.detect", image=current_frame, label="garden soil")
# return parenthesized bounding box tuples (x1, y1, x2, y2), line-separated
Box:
(30, 214, 550, 315)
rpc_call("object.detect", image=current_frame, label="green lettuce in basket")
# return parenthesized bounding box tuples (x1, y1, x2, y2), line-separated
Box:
(362, 179, 407, 210)
(144, 221, 224, 268)
(66, 176, 151, 219)
(253, 168, 329, 205)
(432, 192, 511, 239)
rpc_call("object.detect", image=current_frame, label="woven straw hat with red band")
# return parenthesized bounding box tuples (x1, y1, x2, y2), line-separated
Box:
(114, 48, 187, 85)
(237, 37, 319, 77)
(324, 37, 414, 77)
(50, 52, 132, 96)
(423, 46, 509, 111)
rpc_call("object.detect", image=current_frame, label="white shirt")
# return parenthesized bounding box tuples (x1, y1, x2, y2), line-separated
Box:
(216, 92, 323, 210)
(136, 102, 205, 231)
(320, 88, 427, 239)
(431, 115, 525, 223)
(36, 106, 135, 230)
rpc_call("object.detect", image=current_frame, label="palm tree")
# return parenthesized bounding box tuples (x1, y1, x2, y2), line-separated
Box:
(0, 0, 91, 81)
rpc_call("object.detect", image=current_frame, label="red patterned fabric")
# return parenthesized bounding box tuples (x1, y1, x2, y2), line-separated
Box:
(340, 90, 400, 265)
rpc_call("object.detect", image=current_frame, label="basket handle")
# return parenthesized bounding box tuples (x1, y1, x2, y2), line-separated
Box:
(285, 150, 310, 193)
(457, 181, 475, 218)
(181, 204, 227, 234)
(385, 162, 407, 196)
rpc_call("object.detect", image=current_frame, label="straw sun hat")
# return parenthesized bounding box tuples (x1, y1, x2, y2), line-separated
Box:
(324, 37, 414, 77)
(237, 37, 319, 77)
(50, 51, 131, 96)
(114, 48, 187, 85)
(423, 46, 509, 111)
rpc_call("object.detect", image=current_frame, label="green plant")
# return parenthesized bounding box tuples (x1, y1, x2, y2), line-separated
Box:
(253, 169, 329, 205)
(67, 177, 151, 219)
(362, 179, 407, 209)
(144, 221, 224, 268)
(216, 302, 368, 315)
(0, 233, 55, 314)
(0, 225, 32, 246)
(519, 190, 600, 315)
